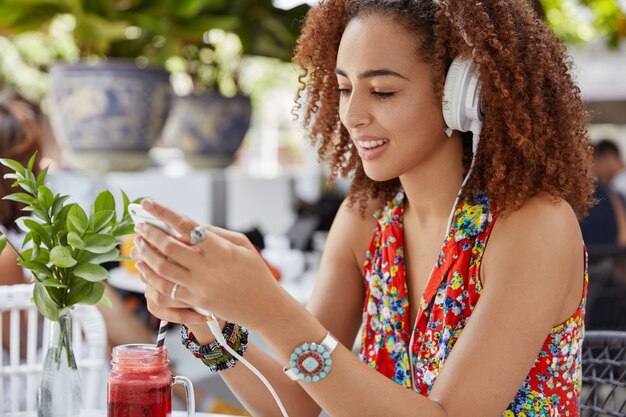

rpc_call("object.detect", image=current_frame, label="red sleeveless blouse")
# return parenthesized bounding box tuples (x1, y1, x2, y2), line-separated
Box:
(360, 190, 586, 416)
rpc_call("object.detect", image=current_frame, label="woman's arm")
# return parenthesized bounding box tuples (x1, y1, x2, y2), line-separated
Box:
(253, 195, 584, 417)
(135, 194, 584, 417)
(137, 199, 374, 416)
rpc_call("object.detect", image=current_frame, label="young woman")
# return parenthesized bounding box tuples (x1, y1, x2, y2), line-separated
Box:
(133, 1, 594, 416)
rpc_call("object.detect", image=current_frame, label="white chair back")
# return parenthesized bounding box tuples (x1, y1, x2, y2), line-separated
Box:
(0, 283, 108, 415)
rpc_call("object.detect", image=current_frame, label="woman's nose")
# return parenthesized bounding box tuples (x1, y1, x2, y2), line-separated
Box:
(341, 94, 371, 129)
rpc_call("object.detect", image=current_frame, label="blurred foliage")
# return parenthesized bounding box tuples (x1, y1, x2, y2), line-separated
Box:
(541, 0, 626, 48)
(0, 0, 309, 97)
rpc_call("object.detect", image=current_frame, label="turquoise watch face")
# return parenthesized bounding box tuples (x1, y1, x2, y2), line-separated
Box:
(288, 342, 333, 382)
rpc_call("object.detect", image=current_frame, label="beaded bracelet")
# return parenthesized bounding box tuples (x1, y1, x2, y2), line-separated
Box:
(180, 323, 249, 372)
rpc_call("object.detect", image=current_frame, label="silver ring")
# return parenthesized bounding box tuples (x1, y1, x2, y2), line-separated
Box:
(170, 283, 179, 301)
(190, 226, 207, 245)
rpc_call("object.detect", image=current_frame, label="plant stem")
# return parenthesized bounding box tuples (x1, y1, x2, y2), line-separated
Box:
(0, 229, 26, 262)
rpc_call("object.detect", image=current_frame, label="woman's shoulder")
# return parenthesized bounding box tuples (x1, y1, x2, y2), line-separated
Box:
(482, 193, 585, 327)
(335, 193, 387, 235)
(327, 193, 390, 266)
(496, 193, 581, 238)
(484, 192, 583, 286)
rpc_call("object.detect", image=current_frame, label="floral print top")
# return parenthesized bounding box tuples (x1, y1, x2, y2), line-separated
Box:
(359, 190, 586, 416)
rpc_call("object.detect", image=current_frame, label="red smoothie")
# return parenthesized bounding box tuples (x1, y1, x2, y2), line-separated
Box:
(108, 344, 173, 417)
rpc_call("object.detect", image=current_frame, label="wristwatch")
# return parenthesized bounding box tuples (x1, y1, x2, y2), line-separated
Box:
(283, 332, 338, 382)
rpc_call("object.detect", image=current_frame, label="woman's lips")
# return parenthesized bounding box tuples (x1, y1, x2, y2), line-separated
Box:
(355, 137, 389, 160)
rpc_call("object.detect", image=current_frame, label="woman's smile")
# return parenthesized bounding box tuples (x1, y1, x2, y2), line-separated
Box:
(354, 135, 389, 160)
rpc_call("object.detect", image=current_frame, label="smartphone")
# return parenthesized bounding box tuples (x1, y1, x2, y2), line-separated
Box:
(128, 203, 211, 316)
(128, 203, 181, 238)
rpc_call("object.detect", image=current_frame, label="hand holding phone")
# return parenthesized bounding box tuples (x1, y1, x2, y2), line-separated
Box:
(128, 203, 210, 316)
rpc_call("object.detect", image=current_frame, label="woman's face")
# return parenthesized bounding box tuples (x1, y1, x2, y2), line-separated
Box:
(336, 14, 449, 182)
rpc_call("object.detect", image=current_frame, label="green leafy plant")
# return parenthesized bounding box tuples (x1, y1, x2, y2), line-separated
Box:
(0, 154, 138, 322)
(0, 0, 310, 96)
(540, 0, 626, 48)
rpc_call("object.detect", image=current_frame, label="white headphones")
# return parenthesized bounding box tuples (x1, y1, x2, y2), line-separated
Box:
(442, 57, 483, 153)
(441, 57, 484, 233)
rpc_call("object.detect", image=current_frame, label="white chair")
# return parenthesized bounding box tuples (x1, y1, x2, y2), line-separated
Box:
(0, 283, 108, 415)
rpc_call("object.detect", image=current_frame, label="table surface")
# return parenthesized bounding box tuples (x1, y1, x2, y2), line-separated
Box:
(4, 411, 234, 417)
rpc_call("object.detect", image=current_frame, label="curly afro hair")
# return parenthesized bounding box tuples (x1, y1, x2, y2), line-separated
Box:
(293, 0, 594, 218)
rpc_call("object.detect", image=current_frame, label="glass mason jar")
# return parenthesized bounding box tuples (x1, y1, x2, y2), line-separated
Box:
(107, 344, 194, 417)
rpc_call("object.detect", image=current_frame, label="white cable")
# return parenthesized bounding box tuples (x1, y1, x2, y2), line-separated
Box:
(206, 316, 291, 417)
(445, 131, 480, 234)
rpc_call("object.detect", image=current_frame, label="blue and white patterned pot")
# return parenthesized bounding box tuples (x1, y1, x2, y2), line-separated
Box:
(161, 91, 252, 168)
(48, 61, 171, 171)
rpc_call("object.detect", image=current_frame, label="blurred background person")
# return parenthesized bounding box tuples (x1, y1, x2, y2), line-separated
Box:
(581, 140, 626, 330)
(581, 140, 626, 247)
(593, 139, 626, 200)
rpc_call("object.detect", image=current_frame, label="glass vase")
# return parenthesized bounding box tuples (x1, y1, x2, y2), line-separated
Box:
(37, 312, 83, 417)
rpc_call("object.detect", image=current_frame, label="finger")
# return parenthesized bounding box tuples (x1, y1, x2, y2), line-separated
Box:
(141, 199, 198, 243)
(206, 225, 256, 251)
(135, 222, 200, 266)
(136, 261, 190, 308)
(134, 237, 189, 284)
(144, 291, 207, 326)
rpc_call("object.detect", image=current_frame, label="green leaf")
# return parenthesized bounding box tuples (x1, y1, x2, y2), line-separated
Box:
(42, 278, 67, 288)
(22, 218, 52, 248)
(3, 192, 34, 205)
(65, 277, 105, 306)
(83, 234, 118, 254)
(37, 186, 55, 210)
(21, 246, 50, 264)
(36, 166, 49, 189)
(58, 306, 73, 318)
(30, 242, 39, 261)
(81, 282, 106, 305)
(51, 195, 70, 217)
(173, 0, 213, 19)
(113, 221, 136, 237)
(50, 245, 77, 268)
(93, 210, 114, 232)
(16, 178, 35, 195)
(0, 158, 26, 176)
(73, 263, 109, 282)
(94, 190, 115, 213)
(98, 293, 113, 308)
(83, 248, 119, 264)
(3, 173, 20, 181)
(27, 152, 37, 173)
(30, 206, 49, 222)
(22, 231, 33, 246)
(26, 169, 37, 190)
(67, 204, 88, 234)
(0, 235, 7, 254)
(33, 282, 60, 321)
(19, 260, 52, 278)
(67, 231, 86, 250)
(121, 190, 131, 217)
(75, 13, 129, 55)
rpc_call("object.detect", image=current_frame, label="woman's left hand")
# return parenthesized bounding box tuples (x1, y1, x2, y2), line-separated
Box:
(131, 199, 286, 330)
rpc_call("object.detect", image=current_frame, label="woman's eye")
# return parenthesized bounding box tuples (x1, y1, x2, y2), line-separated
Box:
(336, 88, 351, 95)
(373, 91, 395, 99)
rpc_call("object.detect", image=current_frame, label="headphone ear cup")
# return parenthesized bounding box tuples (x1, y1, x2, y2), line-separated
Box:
(443, 58, 465, 132)
(442, 58, 483, 134)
